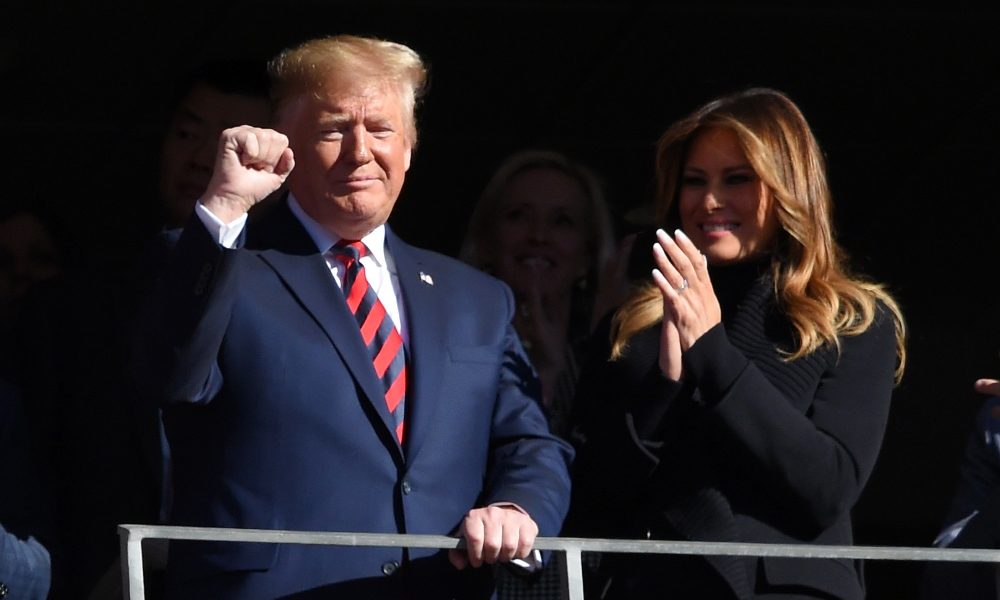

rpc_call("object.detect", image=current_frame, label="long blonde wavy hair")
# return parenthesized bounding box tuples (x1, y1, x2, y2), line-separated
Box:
(611, 88, 906, 382)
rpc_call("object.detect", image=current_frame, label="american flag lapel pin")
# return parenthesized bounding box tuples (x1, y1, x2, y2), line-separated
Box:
(419, 271, 434, 285)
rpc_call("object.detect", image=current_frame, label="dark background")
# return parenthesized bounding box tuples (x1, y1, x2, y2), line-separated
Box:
(5, 2, 1000, 597)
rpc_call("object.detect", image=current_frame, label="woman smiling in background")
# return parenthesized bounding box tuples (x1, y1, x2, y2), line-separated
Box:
(461, 149, 617, 441)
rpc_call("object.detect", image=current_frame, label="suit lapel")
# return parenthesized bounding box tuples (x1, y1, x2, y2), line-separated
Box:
(387, 229, 446, 464)
(251, 199, 403, 458)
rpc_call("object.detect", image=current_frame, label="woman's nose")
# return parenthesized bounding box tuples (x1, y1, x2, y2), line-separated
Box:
(528, 219, 548, 242)
(704, 187, 724, 211)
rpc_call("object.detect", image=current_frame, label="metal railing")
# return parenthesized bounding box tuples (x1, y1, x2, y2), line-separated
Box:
(118, 524, 1000, 599)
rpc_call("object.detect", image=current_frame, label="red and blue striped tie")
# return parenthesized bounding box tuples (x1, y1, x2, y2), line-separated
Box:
(333, 241, 407, 443)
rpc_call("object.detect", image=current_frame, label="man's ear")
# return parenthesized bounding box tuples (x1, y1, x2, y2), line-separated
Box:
(404, 145, 413, 171)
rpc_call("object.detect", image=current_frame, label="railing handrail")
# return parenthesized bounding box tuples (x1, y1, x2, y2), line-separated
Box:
(118, 524, 1000, 600)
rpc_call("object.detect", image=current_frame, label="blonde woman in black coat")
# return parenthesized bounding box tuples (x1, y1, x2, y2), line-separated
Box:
(566, 88, 906, 600)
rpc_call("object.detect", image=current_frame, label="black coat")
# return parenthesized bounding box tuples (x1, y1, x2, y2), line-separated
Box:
(566, 262, 898, 600)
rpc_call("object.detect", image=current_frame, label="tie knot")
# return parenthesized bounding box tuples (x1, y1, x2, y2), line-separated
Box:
(333, 240, 367, 264)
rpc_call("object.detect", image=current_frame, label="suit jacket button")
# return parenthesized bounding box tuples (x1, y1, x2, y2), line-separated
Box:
(401, 481, 412, 494)
(381, 560, 400, 576)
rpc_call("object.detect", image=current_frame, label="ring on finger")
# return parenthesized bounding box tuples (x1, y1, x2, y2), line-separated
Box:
(675, 278, 689, 293)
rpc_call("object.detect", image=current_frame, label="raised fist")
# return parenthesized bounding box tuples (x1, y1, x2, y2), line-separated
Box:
(201, 126, 295, 222)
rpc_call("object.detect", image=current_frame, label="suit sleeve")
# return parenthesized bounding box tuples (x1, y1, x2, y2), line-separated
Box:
(683, 309, 898, 534)
(132, 214, 241, 405)
(0, 383, 53, 600)
(934, 396, 1000, 546)
(480, 283, 574, 537)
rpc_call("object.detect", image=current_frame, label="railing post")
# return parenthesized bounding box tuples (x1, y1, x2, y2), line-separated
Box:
(559, 547, 585, 600)
(118, 525, 147, 600)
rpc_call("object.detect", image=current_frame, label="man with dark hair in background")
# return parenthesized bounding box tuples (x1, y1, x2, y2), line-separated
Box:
(157, 59, 271, 229)
(11, 58, 272, 599)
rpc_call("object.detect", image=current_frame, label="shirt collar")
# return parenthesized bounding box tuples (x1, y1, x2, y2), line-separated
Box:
(287, 193, 387, 268)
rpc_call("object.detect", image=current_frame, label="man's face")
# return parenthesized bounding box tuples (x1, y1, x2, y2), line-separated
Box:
(0, 212, 62, 302)
(158, 84, 271, 227)
(276, 77, 413, 240)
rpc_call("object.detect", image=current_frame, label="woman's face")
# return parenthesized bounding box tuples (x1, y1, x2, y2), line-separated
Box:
(677, 127, 780, 265)
(491, 167, 591, 299)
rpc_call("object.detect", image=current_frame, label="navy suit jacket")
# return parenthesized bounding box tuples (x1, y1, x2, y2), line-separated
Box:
(0, 380, 54, 600)
(133, 198, 573, 599)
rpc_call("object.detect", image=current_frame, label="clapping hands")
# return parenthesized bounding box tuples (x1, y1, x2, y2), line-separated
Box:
(650, 228, 721, 380)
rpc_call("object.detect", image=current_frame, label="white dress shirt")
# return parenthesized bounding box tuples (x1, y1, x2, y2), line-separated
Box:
(194, 195, 408, 341)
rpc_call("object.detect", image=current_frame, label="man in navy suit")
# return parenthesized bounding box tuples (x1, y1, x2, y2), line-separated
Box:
(133, 34, 573, 599)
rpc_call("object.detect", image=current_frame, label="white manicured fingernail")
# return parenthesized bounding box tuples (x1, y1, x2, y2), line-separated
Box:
(674, 229, 689, 241)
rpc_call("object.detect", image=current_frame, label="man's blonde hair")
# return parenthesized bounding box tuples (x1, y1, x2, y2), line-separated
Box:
(268, 35, 428, 144)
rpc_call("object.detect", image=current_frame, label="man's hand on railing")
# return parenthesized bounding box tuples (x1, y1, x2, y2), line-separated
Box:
(448, 504, 539, 569)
